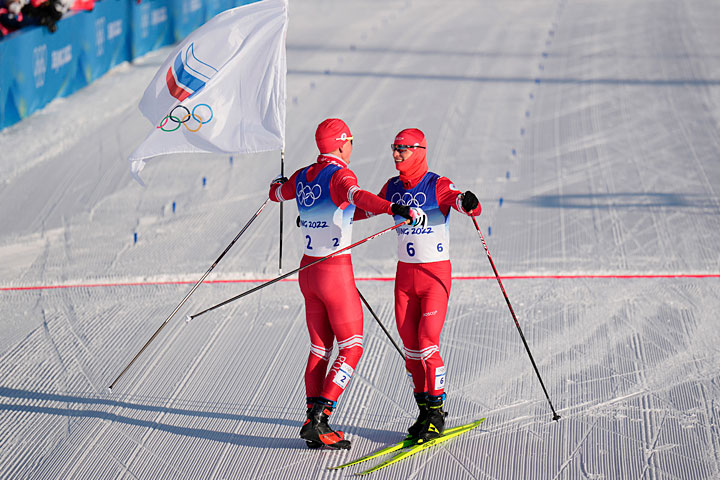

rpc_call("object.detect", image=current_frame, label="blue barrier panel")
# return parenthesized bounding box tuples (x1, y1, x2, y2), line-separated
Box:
(5, 16, 84, 123)
(0, 3, 130, 129)
(0, 36, 19, 127)
(171, 0, 205, 42)
(131, 0, 173, 59)
(205, 0, 234, 22)
(83, 0, 132, 82)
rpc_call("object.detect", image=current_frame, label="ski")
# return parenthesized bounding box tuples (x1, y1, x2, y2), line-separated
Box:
(328, 419, 485, 472)
(355, 419, 485, 475)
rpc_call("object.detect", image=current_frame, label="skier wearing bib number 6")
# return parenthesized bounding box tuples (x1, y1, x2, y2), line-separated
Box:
(268, 119, 426, 450)
(355, 128, 481, 442)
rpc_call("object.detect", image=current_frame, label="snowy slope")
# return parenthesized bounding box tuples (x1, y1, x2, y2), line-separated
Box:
(1, 0, 720, 478)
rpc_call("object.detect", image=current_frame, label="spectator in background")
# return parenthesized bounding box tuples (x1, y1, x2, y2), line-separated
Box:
(0, 0, 102, 39)
(0, 0, 76, 37)
(0, 0, 36, 37)
(71, 0, 93, 11)
(22, 0, 64, 33)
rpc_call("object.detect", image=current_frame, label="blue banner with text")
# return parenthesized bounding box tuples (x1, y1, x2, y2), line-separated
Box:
(0, 0, 260, 130)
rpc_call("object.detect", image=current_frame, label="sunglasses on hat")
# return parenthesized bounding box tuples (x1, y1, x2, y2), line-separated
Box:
(335, 133, 353, 145)
(391, 144, 426, 152)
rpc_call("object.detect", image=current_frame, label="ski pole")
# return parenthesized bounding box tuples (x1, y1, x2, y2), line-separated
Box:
(108, 198, 271, 391)
(278, 148, 285, 272)
(356, 288, 405, 361)
(470, 215, 561, 421)
(188, 220, 410, 321)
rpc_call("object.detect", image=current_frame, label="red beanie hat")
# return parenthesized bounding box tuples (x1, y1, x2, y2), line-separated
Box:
(393, 128, 427, 149)
(315, 118, 352, 153)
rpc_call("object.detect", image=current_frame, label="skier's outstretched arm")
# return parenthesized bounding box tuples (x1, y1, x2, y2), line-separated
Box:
(352, 181, 390, 221)
(436, 177, 481, 216)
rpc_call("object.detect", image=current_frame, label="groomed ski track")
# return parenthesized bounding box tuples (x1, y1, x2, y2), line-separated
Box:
(1, 0, 720, 478)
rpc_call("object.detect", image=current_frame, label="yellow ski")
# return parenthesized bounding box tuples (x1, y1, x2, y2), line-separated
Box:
(356, 419, 486, 476)
(328, 419, 485, 472)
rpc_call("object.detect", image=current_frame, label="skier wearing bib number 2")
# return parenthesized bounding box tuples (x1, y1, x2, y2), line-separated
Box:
(268, 119, 426, 450)
(355, 128, 481, 442)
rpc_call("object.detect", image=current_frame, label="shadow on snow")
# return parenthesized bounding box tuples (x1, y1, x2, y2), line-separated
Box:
(0, 386, 392, 449)
(510, 192, 720, 210)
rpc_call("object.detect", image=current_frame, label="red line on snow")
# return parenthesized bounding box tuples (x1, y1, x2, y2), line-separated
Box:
(1, 273, 719, 292)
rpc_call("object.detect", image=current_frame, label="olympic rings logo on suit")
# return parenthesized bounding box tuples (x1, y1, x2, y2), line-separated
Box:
(296, 182, 322, 207)
(157, 104, 214, 132)
(390, 191, 427, 207)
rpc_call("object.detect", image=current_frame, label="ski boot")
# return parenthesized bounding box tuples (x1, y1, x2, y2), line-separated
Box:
(300, 398, 351, 450)
(418, 394, 447, 442)
(407, 392, 429, 439)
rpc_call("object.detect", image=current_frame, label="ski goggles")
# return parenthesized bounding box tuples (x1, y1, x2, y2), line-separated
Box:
(391, 144, 426, 153)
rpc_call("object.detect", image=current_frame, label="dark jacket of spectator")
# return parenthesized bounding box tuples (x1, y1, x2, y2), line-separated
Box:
(1, 0, 37, 37)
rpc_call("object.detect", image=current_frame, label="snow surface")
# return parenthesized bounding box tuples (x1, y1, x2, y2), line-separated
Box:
(2, 0, 720, 478)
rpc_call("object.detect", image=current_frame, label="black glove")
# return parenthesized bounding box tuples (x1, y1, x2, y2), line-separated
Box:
(461, 190, 479, 213)
(391, 203, 408, 218)
(270, 174, 288, 187)
(391, 204, 426, 227)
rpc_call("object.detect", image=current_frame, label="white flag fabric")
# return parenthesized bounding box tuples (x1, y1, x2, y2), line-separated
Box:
(129, 0, 288, 182)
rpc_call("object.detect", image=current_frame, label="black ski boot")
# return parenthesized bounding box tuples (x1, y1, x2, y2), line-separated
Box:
(418, 394, 447, 442)
(407, 392, 429, 439)
(300, 399, 351, 450)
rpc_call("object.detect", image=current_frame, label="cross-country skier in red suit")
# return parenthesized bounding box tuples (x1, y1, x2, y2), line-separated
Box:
(268, 119, 426, 450)
(355, 128, 481, 441)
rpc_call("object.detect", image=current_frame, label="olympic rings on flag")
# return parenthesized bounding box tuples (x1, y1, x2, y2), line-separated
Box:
(157, 104, 214, 132)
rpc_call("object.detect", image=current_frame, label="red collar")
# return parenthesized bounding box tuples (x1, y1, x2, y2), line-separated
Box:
(317, 154, 348, 169)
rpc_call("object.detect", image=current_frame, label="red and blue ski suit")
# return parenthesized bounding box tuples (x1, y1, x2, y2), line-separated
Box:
(357, 172, 481, 397)
(269, 154, 395, 404)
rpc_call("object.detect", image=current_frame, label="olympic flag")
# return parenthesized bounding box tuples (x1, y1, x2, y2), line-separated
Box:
(128, 0, 288, 183)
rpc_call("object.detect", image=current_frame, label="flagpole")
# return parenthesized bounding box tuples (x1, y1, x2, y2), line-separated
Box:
(279, 148, 285, 273)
